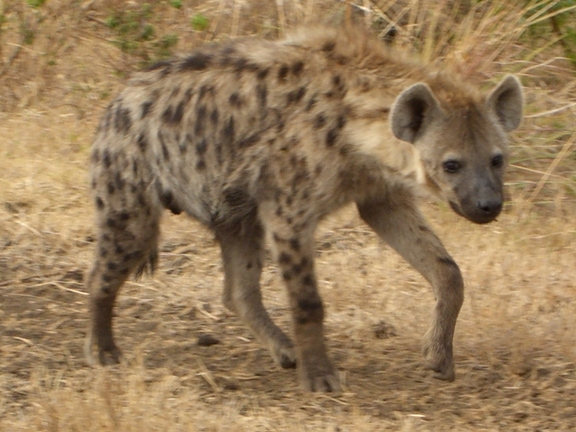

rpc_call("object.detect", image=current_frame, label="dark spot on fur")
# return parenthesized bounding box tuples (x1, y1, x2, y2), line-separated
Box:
(297, 297, 321, 311)
(223, 116, 235, 142)
(322, 41, 335, 52)
(278, 252, 292, 265)
(332, 74, 341, 87)
(115, 244, 124, 254)
(337, 114, 347, 129)
(114, 107, 132, 134)
(132, 160, 139, 175)
(211, 108, 219, 125)
(256, 82, 267, 107)
(102, 274, 114, 283)
(256, 68, 269, 80)
(137, 133, 147, 152)
(295, 296, 322, 324)
(180, 52, 211, 71)
(106, 261, 118, 271)
(179, 135, 189, 154)
(170, 86, 181, 99)
(305, 95, 317, 111)
(233, 57, 259, 73)
(198, 84, 210, 100)
(106, 218, 116, 228)
(289, 238, 300, 252)
(196, 160, 206, 170)
(282, 270, 293, 281)
(302, 274, 315, 287)
(292, 257, 309, 276)
(196, 138, 207, 156)
(162, 102, 184, 125)
(314, 113, 326, 129)
(195, 105, 207, 135)
(238, 133, 260, 149)
(183, 88, 193, 103)
(159, 132, 170, 161)
(229, 92, 243, 107)
(418, 225, 430, 232)
(162, 106, 174, 124)
(286, 86, 307, 105)
(291, 61, 304, 76)
(326, 127, 338, 147)
(216, 144, 223, 165)
(173, 101, 185, 123)
(103, 150, 112, 168)
(107, 182, 115, 195)
(118, 211, 130, 221)
(136, 192, 146, 207)
(99, 248, 108, 258)
(95, 197, 104, 210)
(115, 172, 125, 190)
(246, 262, 253, 270)
(339, 144, 353, 157)
(278, 65, 289, 81)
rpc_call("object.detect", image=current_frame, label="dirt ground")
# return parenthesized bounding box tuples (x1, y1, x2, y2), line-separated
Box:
(1, 1, 575, 431)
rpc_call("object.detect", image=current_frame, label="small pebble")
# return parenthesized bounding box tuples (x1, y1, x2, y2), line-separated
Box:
(197, 333, 220, 346)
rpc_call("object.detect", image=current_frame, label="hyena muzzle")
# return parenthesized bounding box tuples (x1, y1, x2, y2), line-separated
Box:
(84, 25, 523, 392)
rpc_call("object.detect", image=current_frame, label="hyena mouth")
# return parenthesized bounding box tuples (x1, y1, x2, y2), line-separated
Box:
(449, 200, 464, 217)
(449, 200, 500, 225)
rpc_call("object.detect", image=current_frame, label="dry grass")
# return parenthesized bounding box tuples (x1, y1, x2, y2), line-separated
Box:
(0, 1, 575, 430)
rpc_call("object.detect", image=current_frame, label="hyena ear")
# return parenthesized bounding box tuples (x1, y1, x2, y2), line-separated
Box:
(390, 83, 443, 143)
(486, 75, 523, 132)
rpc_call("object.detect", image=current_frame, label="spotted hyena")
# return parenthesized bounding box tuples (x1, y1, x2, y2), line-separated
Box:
(85, 25, 523, 392)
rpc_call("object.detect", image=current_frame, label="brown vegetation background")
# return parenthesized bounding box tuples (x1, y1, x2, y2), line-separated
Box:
(0, 1, 575, 430)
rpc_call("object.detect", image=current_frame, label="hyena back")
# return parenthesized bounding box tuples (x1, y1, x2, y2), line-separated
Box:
(85, 26, 523, 392)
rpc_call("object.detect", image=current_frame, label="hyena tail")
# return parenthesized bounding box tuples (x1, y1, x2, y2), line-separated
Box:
(134, 245, 159, 279)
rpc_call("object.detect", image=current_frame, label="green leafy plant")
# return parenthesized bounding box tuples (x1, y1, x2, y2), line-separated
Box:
(191, 14, 209, 31)
(26, 0, 46, 8)
(104, 3, 179, 66)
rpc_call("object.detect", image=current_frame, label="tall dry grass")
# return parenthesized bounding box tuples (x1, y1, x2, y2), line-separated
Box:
(0, 1, 575, 431)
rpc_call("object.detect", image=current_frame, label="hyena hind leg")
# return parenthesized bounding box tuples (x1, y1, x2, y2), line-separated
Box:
(84, 205, 161, 367)
(216, 218, 297, 369)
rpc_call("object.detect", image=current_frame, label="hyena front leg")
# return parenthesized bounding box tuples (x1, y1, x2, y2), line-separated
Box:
(215, 214, 296, 369)
(358, 195, 464, 381)
(260, 203, 341, 392)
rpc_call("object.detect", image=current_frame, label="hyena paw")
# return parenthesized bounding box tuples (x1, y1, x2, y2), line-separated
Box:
(422, 340, 455, 382)
(275, 345, 297, 369)
(98, 345, 122, 366)
(84, 334, 121, 367)
(299, 360, 342, 392)
(270, 336, 297, 369)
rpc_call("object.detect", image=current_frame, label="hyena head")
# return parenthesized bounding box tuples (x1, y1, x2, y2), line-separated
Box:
(390, 75, 523, 224)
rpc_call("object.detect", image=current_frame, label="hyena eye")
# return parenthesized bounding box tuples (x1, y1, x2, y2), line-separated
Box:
(491, 154, 504, 168)
(443, 160, 461, 174)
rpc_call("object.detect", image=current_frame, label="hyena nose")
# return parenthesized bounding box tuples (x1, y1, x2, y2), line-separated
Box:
(477, 199, 502, 216)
